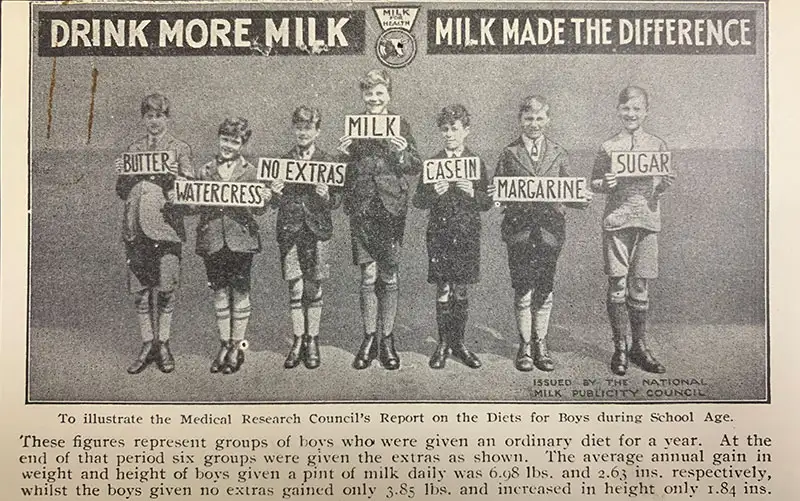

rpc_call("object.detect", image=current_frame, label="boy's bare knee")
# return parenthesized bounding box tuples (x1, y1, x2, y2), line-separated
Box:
(514, 289, 532, 310)
(607, 277, 627, 303)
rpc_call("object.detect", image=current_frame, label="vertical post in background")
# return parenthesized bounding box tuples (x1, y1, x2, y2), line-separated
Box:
(46, 58, 56, 140)
(87, 65, 98, 144)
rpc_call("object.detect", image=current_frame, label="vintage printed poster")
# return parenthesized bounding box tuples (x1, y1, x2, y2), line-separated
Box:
(3, 0, 798, 500)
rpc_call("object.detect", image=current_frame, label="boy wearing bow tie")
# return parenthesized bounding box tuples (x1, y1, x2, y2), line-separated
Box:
(490, 95, 591, 372)
(271, 106, 342, 369)
(115, 93, 192, 375)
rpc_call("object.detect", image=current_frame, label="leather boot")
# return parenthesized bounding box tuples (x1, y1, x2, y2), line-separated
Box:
(223, 340, 245, 374)
(284, 336, 304, 369)
(353, 332, 377, 370)
(608, 301, 629, 376)
(515, 342, 534, 372)
(303, 335, 320, 369)
(127, 341, 156, 374)
(429, 302, 451, 369)
(450, 298, 481, 369)
(379, 333, 400, 370)
(211, 340, 231, 373)
(156, 340, 175, 373)
(533, 339, 554, 371)
(628, 307, 665, 373)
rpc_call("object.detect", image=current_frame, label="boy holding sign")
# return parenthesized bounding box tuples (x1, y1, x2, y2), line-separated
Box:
(194, 118, 269, 375)
(491, 95, 591, 372)
(338, 69, 423, 371)
(269, 106, 342, 370)
(590, 86, 676, 376)
(115, 93, 192, 375)
(413, 104, 492, 369)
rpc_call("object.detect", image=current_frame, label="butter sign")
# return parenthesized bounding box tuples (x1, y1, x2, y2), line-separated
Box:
(611, 151, 672, 177)
(257, 158, 346, 187)
(118, 150, 174, 175)
(423, 157, 480, 184)
(493, 176, 588, 202)
(345, 115, 400, 138)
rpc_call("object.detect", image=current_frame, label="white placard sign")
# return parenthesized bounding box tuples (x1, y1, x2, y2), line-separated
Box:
(493, 176, 588, 202)
(257, 158, 346, 187)
(118, 150, 174, 175)
(344, 114, 400, 138)
(423, 157, 481, 183)
(611, 151, 672, 177)
(173, 180, 267, 208)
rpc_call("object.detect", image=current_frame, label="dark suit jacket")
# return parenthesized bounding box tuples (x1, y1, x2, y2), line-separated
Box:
(194, 155, 265, 256)
(495, 135, 582, 247)
(116, 133, 192, 243)
(343, 115, 423, 218)
(272, 146, 342, 242)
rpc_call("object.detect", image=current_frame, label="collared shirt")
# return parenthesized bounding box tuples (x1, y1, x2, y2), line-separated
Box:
(217, 157, 236, 181)
(521, 134, 544, 161)
(444, 146, 465, 158)
(296, 144, 316, 160)
(147, 132, 166, 150)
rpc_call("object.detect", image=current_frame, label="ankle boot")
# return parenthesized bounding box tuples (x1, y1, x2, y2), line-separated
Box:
(379, 333, 400, 370)
(353, 332, 377, 370)
(515, 342, 534, 372)
(127, 341, 156, 374)
(211, 340, 231, 373)
(450, 299, 480, 369)
(533, 339, 554, 371)
(223, 340, 245, 374)
(284, 336, 304, 369)
(429, 302, 451, 369)
(628, 307, 665, 373)
(303, 335, 320, 369)
(156, 340, 175, 373)
(607, 301, 629, 376)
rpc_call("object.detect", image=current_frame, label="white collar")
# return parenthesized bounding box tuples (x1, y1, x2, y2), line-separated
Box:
(445, 146, 464, 158)
(296, 144, 316, 159)
(521, 134, 543, 155)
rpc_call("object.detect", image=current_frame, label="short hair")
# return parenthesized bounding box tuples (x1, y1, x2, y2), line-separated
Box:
(618, 86, 649, 107)
(217, 117, 252, 144)
(359, 69, 392, 93)
(141, 93, 170, 117)
(292, 106, 322, 129)
(435, 104, 471, 128)
(518, 95, 550, 117)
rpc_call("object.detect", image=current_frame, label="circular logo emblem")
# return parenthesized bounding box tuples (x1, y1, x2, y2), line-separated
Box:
(376, 28, 417, 68)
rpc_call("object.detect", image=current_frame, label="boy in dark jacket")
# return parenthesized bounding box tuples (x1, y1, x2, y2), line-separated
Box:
(413, 104, 492, 369)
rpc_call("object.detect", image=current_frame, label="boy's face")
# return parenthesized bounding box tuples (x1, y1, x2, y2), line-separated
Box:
(617, 95, 648, 132)
(218, 134, 244, 161)
(293, 122, 320, 148)
(362, 84, 390, 115)
(440, 119, 470, 151)
(143, 110, 168, 137)
(519, 107, 550, 140)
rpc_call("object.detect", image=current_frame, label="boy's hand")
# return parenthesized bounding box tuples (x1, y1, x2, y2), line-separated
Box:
(337, 136, 353, 155)
(389, 136, 408, 153)
(655, 172, 676, 197)
(455, 180, 475, 198)
(315, 183, 330, 200)
(433, 180, 449, 196)
(604, 172, 618, 190)
(114, 157, 124, 174)
(166, 161, 180, 176)
(263, 188, 273, 203)
(271, 180, 285, 196)
(165, 190, 177, 204)
(487, 183, 497, 198)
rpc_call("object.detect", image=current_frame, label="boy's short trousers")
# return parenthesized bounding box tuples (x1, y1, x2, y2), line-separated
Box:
(350, 197, 405, 274)
(203, 246, 254, 291)
(506, 237, 559, 293)
(280, 227, 330, 281)
(125, 237, 181, 293)
(603, 227, 658, 279)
